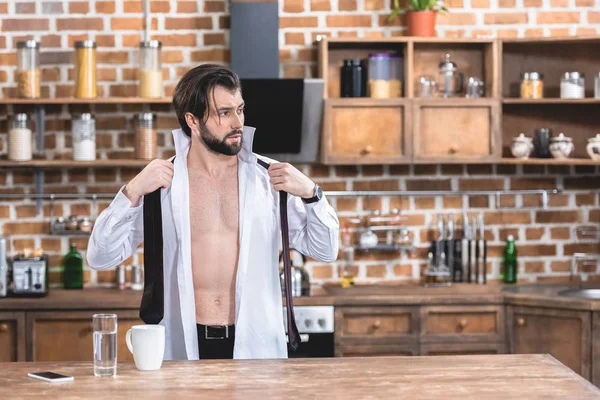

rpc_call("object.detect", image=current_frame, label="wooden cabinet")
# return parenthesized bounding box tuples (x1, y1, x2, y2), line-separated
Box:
(321, 98, 412, 164)
(420, 342, 506, 356)
(337, 344, 418, 357)
(412, 99, 501, 162)
(420, 305, 504, 344)
(0, 312, 25, 361)
(27, 310, 142, 362)
(336, 306, 419, 343)
(507, 306, 592, 380)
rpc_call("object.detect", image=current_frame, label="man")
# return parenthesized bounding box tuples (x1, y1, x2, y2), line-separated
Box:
(87, 64, 340, 360)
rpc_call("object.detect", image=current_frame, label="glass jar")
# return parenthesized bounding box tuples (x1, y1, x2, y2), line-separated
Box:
(560, 72, 585, 99)
(368, 53, 402, 98)
(134, 112, 157, 160)
(139, 40, 163, 98)
(8, 113, 32, 161)
(520, 72, 543, 99)
(72, 113, 96, 161)
(594, 72, 600, 99)
(74, 40, 97, 98)
(16, 40, 40, 99)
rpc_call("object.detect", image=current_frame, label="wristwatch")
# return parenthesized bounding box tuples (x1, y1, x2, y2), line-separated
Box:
(302, 184, 323, 204)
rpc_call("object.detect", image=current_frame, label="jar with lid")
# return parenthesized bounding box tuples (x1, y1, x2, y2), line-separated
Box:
(368, 53, 402, 98)
(16, 41, 40, 99)
(72, 113, 96, 161)
(8, 113, 32, 161)
(560, 72, 585, 99)
(438, 53, 464, 98)
(74, 41, 97, 98)
(134, 112, 158, 160)
(139, 40, 163, 98)
(520, 72, 543, 99)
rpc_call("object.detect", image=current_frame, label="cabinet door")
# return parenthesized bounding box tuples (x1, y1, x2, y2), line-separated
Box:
(413, 98, 501, 162)
(337, 344, 418, 358)
(28, 310, 142, 362)
(0, 312, 26, 361)
(420, 305, 505, 344)
(420, 342, 506, 356)
(507, 306, 591, 380)
(335, 306, 419, 345)
(321, 98, 412, 164)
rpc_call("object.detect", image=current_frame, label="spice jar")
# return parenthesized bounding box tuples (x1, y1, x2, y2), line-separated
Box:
(74, 41, 97, 98)
(16, 41, 40, 99)
(520, 72, 543, 99)
(72, 113, 96, 161)
(8, 113, 32, 161)
(368, 53, 402, 98)
(561, 72, 585, 99)
(134, 113, 157, 160)
(139, 40, 163, 98)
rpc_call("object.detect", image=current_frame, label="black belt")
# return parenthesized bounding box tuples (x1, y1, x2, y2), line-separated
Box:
(140, 157, 302, 351)
(197, 324, 235, 340)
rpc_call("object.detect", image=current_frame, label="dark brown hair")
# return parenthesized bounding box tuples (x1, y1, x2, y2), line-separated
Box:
(172, 64, 242, 137)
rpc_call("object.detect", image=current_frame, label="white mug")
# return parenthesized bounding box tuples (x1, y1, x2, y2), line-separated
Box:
(126, 325, 165, 371)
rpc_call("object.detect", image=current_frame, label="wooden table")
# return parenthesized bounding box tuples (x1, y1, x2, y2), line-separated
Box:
(2, 354, 599, 399)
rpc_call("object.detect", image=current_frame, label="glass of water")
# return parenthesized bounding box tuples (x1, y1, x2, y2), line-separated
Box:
(93, 314, 117, 377)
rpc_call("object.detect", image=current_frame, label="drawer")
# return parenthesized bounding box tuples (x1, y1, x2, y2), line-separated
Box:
(420, 342, 506, 356)
(337, 343, 418, 358)
(335, 306, 419, 344)
(412, 98, 501, 162)
(321, 98, 412, 164)
(420, 305, 504, 343)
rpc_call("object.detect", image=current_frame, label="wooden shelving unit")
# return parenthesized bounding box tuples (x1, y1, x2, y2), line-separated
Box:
(0, 159, 149, 168)
(0, 97, 173, 105)
(318, 36, 600, 166)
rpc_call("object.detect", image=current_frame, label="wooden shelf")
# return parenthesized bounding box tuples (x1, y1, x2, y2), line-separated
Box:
(498, 158, 600, 165)
(503, 98, 600, 104)
(0, 159, 149, 168)
(0, 97, 173, 105)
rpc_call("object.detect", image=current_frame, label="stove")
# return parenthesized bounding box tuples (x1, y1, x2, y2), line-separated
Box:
(283, 306, 335, 358)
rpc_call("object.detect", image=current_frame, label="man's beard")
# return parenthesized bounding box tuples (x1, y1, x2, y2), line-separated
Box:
(200, 125, 243, 156)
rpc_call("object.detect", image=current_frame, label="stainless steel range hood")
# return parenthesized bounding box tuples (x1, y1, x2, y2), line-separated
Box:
(230, 0, 324, 163)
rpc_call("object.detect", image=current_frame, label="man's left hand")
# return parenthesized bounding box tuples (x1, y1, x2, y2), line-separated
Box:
(268, 162, 316, 199)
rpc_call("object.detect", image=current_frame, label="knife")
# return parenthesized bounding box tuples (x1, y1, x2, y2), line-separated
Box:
(463, 213, 471, 283)
(473, 216, 479, 284)
(479, 213, 487, 285)
(436, 213, 445, 270)
(447, 213, 456, 282)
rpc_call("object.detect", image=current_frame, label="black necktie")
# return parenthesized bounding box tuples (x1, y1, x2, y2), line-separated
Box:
(140, 158, 302, 351)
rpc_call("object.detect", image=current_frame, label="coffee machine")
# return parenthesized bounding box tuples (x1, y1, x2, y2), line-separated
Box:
(12, 249, 48, 297)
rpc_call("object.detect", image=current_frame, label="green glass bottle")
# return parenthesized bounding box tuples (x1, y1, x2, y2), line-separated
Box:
(63, 244, 83, 289)
(502, 235, 518, 284)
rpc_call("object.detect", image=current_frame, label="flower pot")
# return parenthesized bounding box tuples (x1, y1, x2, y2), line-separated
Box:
(406, 10, 437, 37)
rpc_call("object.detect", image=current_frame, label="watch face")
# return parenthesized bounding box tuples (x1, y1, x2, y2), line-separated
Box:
(316, 185, 323, 199)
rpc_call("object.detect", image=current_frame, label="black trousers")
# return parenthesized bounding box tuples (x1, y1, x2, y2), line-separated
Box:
(197, 324, 235, 360)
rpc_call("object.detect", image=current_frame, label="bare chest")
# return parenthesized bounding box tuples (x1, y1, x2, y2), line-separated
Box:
(188, 171, 239, 233)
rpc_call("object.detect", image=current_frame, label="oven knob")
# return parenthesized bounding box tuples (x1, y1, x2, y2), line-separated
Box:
(305, 320, 312, 328)
(318, 318, 326, 328)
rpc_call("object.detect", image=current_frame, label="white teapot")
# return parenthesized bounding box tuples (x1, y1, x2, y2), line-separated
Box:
(510, 133, 534, 159)
(549, 133, 574, 159)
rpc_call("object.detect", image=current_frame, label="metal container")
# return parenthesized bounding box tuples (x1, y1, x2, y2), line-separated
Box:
(16, 40, 40, 99)
(465, 77, 485, 98)
(131, 265, 143, 291)
(438, 53, 464, 98)
(72, 113, 96, 161)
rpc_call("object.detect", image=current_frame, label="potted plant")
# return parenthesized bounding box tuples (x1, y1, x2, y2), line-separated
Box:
(388, 0, 448, 37)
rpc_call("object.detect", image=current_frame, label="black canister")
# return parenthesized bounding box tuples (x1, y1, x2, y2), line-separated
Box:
(533, 128, 552, 158)
(340, 59, 366, 97)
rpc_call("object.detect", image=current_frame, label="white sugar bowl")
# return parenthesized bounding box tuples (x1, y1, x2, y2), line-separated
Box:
(586, 134, 600, 160)
(510, 133, 534, 159)
(549, 133, 574, 159)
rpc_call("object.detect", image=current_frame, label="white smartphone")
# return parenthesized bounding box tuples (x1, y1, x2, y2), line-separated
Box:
(28, 371, 74, 383)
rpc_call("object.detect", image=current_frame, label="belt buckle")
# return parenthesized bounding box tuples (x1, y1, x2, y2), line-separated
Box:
(205, 325, 228, 340)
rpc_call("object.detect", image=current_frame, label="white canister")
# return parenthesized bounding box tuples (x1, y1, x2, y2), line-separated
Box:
(72, 113, 96, 161)
(560, 72, 585, 99)
(8, 113, 32, 161)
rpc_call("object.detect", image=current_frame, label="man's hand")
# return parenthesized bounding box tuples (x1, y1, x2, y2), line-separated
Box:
(267, 162, 315, 199)
(123, 159, 174, 206)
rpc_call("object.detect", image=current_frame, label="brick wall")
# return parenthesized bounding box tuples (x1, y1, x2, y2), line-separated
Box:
(0, 0, 599, 289)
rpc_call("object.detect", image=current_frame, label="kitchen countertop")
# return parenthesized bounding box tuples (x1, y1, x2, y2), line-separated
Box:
(2, 283, 600, 310)
(3, 355, 599, 399)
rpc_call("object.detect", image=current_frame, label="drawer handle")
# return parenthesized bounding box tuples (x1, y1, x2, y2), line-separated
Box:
(0, 323, 8, 333)
(449, 145, 459, 155)
(517, 317, 526, 327)
(372, 320, 381, 330)
(458, 319, 468, 329)
(361, 145, 373, 156)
